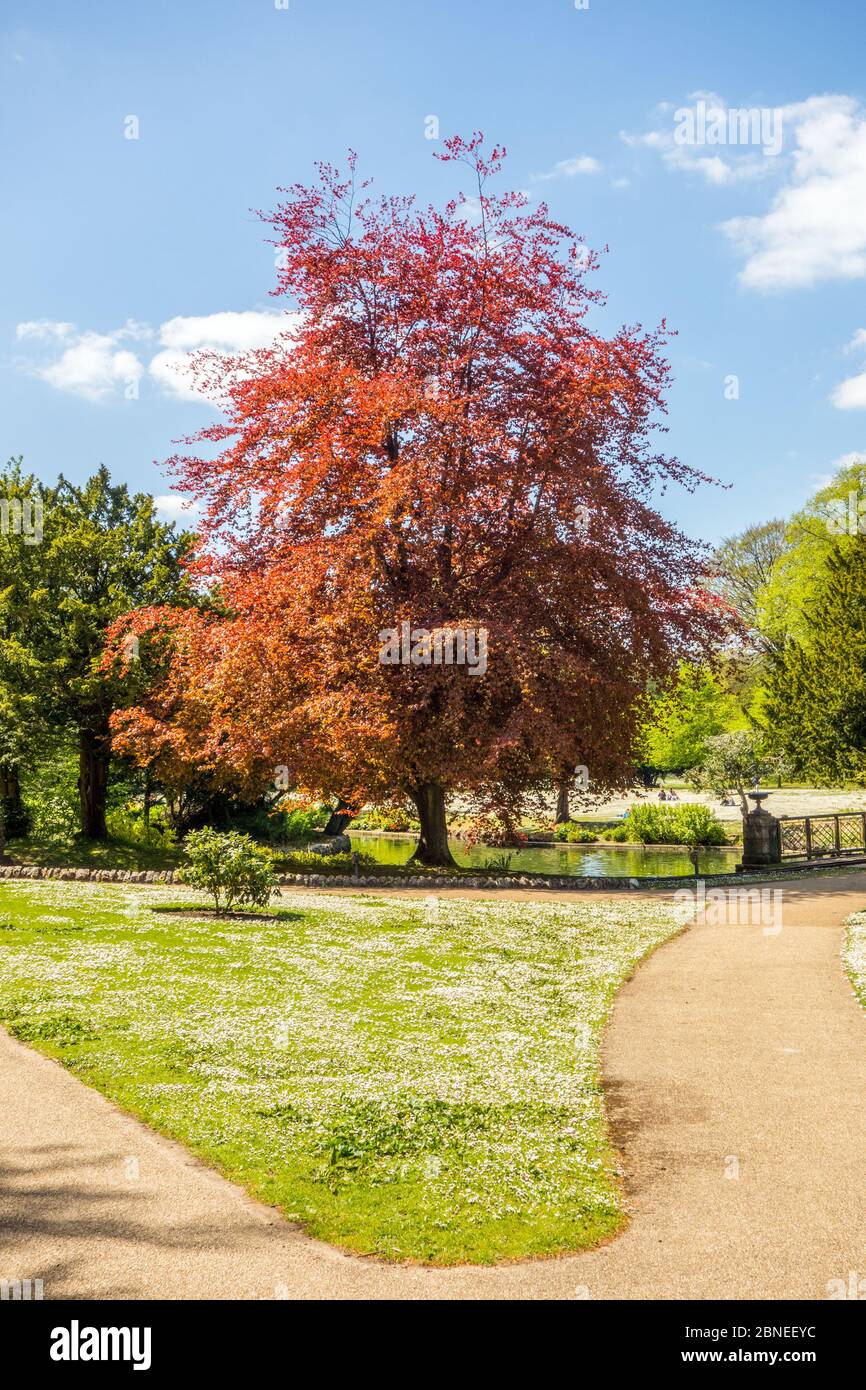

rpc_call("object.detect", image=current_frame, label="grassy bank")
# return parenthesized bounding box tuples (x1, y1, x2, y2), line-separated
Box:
(0, 879, 680, 1264)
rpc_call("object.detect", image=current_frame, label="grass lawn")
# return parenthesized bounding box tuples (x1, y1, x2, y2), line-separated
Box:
(0, 880, 680, 1264)
(845, 912, 866, 1009)
(10, 836, 182, 872)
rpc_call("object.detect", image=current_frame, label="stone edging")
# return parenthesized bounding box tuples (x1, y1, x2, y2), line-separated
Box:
(0, 862, 751, 892)
(0, 862, 675, 890)
(2, 860, 862, 892)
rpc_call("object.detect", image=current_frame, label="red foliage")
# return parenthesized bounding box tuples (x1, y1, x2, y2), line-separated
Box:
(108, 136, 730, 858)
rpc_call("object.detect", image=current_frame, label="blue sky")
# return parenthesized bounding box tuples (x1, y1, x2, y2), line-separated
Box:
(2, 0, 866, 543)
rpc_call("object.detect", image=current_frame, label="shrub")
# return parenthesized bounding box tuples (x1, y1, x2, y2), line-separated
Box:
(222, 803, 328, 844)
(668, 802, 728, 846)
(350, 806, 418, 833)
(555, 823, 597, 843)
(600, 824, 631, 842)
(282, 806, 331, 841)
(106, 804, 176, 849)
(626, 803, 726, 846)
(277, 849, 377, 873)
(179, 828, 277, 914)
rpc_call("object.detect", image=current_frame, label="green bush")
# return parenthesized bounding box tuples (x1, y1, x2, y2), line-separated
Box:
(179, 828, 277, 914)
(277, 849, 377, 873)
(282, 806, 330, 841)
(600, 824, 632, 842)
(18, 739, 80, 845)
(555, 823, 597, 843)
(106, 804, 177, 849)
(626, 803, 726, 846)
(350, 806, 419, 833)
(668, 802, 728, 846)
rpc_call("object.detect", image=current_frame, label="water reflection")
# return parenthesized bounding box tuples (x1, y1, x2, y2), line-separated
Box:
(349, 832, 739, 879)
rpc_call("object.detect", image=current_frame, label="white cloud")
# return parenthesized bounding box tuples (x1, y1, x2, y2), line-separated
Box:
(153, 492, 201, 526)
(831, 330, 866, 410)
(149, 309, 297, 402)
(157, 310, 294, 353)
(622, 92, 866, 291)
(15, 320, 75, 341)
(530, 156, 600, 182)
(15, 309, 298, 404)
(832, 374, 866, 410)
(620, 94, 779, 186)
(723, 95, 866, 290)
(29, 323, 147, 402)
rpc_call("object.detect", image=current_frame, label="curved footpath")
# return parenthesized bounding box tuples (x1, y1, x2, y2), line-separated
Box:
(3, 873, 866, 1300)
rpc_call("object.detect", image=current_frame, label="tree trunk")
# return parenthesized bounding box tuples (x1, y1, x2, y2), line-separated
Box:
(78, 722, 111, 840)
(408, 782, 457, 867)
(0, 765, 23, 821)
(554, 775, 572, 824)
(324, 797, 355, 836)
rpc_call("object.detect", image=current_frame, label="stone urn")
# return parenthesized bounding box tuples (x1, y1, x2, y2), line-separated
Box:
(741, 792, 781, 869)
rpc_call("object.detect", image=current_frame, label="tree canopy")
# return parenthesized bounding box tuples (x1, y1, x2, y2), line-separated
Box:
(765, 537, 866, 786)
(108, 138, 728, 864)
(641, 663, 745, 775)
(0, 461, 195, 838)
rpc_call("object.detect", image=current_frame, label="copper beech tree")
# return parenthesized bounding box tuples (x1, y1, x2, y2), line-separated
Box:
(108, 136, 728, 866)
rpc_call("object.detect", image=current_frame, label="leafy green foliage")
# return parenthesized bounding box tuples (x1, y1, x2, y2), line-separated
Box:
(105, 804, 177, 850)
(16, 733, 80, 844)
(600, 824, 631, 842)
(642, 663, 745, 774)
(349, 806, 419, 833)
(0, 459, 196, 839)
(711, 520, 789, 652)
(758, 458, 866, 651)
(764, 538, 866, 785)
(687, 731, 781, 816)
(281, 806, 331, 841)
(626, 802, 727, 846)
(277, 849, 376, 873)
(554, 824, 597, 843)
(178, 828, 277, 913)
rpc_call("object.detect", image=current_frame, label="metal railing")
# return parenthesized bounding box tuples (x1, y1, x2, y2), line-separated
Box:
(778, 812, 866, 859)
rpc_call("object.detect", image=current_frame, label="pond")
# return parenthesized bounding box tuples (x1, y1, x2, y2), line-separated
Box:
(349, 832, 740, 879)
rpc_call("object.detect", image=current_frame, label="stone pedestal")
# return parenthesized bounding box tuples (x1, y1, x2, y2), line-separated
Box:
(740, 793, 781, 869)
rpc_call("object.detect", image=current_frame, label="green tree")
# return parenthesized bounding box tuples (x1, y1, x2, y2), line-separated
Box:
(764, 538, 866, 786)
(712, 519, 789, 654)
(0, 681, 35, 850)
(759, 455, 866, 651)
(686, 730, 782, 819)
(0, 460, 195, 839)
(642, 663, 745, 776)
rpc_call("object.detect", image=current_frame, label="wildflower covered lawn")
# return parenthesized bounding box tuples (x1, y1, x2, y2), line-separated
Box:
(846, 912, 866, 1010)
(0, 881, 680, 1264)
